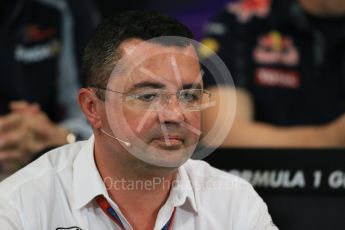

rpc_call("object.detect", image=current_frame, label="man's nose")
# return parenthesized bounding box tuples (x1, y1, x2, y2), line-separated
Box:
(157, 96, 184, 124)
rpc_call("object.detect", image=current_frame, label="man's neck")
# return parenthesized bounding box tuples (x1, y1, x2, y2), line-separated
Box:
(298, 0, 345, 17)
(94, 142, 178, 229)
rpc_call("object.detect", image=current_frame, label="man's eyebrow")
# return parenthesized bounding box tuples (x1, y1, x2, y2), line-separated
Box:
(131, 81, 165, 89)
(183, 83, 202, 89)
(130, 82, 202, 90)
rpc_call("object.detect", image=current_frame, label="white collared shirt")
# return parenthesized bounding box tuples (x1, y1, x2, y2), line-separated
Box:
(0, 136, 278, 230)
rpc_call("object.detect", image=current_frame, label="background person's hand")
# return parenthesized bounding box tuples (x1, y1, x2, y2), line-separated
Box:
(0, 101, 70, 174)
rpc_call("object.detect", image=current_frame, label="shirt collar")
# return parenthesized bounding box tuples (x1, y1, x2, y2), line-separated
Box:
(170, 162, 198, 213)
(72, 136, 198, 213)
(152, 162, 198, 230)
(72, 135, 109, 209)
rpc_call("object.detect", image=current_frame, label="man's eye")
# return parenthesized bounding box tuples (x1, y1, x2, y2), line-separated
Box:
(135, 92, 159, 102)
(180, 91, 200, 102)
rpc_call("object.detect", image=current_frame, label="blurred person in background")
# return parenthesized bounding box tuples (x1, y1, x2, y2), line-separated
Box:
(0, 0, 98, 173)
(201, 0, 345, 148)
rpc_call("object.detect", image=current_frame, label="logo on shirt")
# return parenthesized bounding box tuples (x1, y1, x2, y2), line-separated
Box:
(253, 31, 299, 66)
(14, 39, 60, 63)
(227, 0, 272, 23)
(56, 227, 83, 230)
(255, 67, 301, 89)
(25, 24, 57, 43)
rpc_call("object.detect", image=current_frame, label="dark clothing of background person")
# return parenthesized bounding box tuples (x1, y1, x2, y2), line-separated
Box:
(0, 0, 98, 173)
(0, 0, 98, 138)
(202, 0, 345, 126)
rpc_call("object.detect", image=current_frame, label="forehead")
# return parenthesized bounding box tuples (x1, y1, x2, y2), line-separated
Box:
(109, 39, 202, 90)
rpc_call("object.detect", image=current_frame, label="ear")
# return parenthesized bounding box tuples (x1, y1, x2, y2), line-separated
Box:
(78, 88, 103, 129)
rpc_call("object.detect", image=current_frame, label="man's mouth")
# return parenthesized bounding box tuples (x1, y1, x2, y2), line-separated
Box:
(153, 135, 184, 147)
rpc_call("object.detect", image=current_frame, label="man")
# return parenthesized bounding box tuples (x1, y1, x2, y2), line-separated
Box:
(0, 11, 277, 229)
(201, 0, 345, 147)
(0, 0, 96, 173)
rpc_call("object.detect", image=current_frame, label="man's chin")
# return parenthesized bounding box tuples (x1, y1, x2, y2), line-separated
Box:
(126, 139, 197, 167)
(142, 146, 192, 167)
